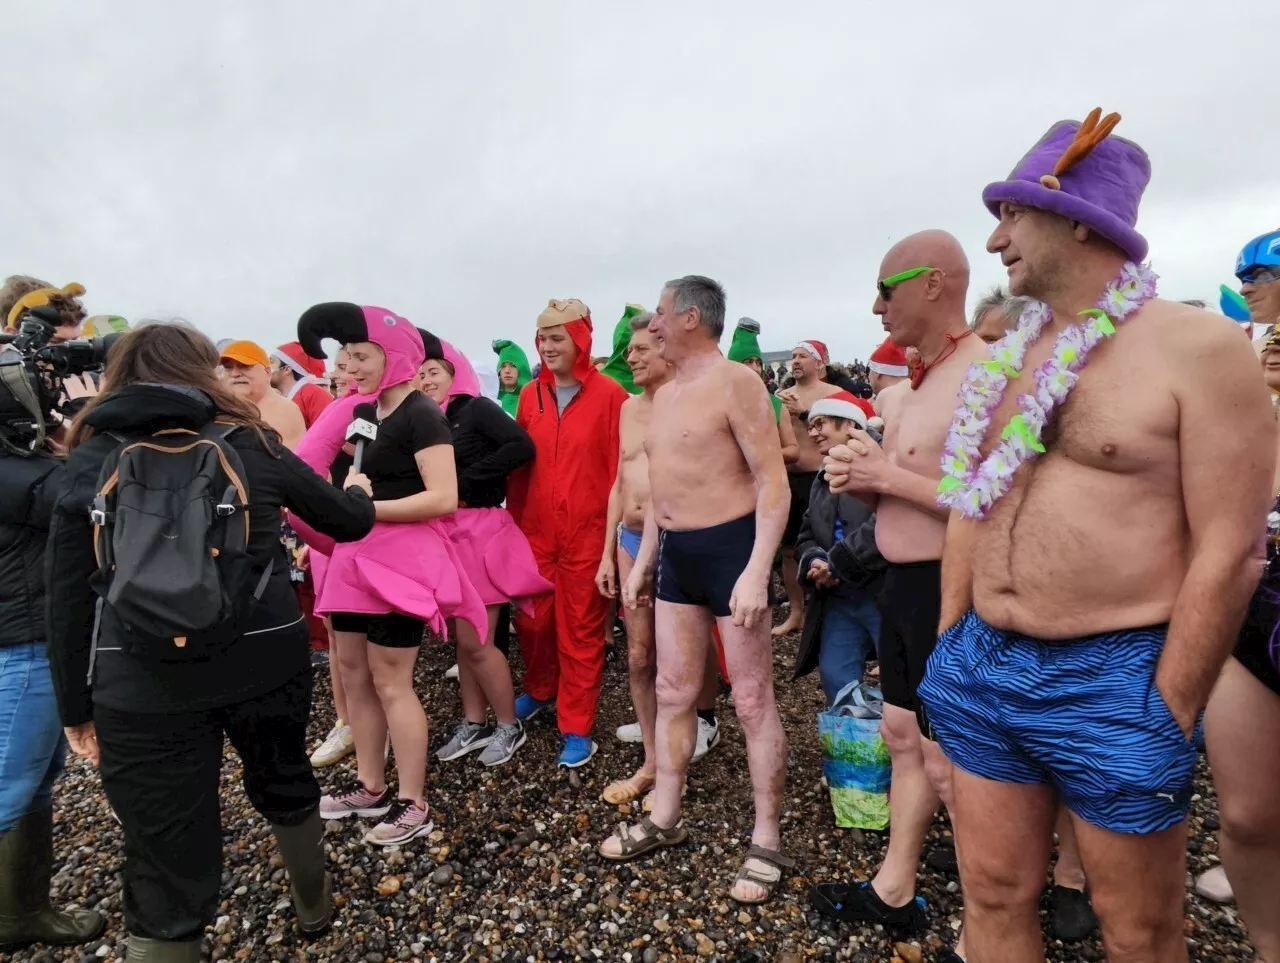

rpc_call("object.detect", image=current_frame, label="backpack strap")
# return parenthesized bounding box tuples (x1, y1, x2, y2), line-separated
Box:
(207, 420, 272, 599)
(252, 558, 275, 601)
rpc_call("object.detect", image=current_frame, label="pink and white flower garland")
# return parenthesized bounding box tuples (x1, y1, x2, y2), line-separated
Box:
(937, 261, 1159, 519)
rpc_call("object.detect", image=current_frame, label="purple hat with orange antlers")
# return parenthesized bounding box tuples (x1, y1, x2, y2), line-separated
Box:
(982, 108, 1151, 263)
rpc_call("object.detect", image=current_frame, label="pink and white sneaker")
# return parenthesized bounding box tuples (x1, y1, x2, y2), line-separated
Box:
(319, 781, 393, 821)
(364, 799, 434, 847)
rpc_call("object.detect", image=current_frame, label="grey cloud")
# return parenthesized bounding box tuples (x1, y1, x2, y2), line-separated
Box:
(3, 0, 1278, 365)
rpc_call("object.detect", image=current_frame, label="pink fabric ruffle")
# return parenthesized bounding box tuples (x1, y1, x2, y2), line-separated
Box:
(312, 518, 488, 641)
(442, 507, 553, 615)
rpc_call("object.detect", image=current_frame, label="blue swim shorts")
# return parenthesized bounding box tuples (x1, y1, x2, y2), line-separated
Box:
(617, 524, 643, 562)
(917, 609, 1198, 835)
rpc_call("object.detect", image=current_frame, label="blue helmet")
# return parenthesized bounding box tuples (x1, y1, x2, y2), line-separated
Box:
(1236, 229, 1280, 280)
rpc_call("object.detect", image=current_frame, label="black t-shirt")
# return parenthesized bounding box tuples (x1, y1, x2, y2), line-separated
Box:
(365, 392, 453, 500)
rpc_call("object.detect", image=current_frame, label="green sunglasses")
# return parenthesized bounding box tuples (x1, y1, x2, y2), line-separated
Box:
(877, 266, 936, 301)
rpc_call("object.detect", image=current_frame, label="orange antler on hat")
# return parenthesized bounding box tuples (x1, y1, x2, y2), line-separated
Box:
(1039, 108, 1121, 190)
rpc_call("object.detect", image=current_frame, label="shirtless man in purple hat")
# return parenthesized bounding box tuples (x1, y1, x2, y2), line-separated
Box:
(916, 110, 1275, 961)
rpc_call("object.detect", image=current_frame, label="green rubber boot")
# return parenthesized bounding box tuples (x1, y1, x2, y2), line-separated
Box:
(0, 808, 105, 950)
(271, 811, 332, 936)
(124, 936, 203, 961)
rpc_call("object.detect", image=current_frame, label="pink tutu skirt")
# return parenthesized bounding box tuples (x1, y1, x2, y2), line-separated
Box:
(311, 519, 487, 640)
(441, 507, 553, 615)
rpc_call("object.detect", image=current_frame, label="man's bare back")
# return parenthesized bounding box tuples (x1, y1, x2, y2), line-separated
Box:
(617, 394, 654, 530)
(780, 381, 841, 472)
(971, 301, 1223, 638)
(647, 357, 762, 530)
(875, 335, 987, 564)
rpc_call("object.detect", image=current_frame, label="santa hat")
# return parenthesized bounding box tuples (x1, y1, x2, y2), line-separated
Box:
(794, 340, 829, 364)
(869, 338, 909, 378)
(807, 391, 871, 428)
(273, 341, 327, 379)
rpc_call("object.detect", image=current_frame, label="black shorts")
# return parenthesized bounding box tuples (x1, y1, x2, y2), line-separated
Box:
(330, 612, 425, 649)
(1234, 587, 1280, 696)
(657, 513, 756, 617)
(875, 560, 942, 721)
(783, 471, 818, 546)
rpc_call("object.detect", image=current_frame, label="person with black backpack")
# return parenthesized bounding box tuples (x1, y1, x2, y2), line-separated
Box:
(44, 323, 376, 963)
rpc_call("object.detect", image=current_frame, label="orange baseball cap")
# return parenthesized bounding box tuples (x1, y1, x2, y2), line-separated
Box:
(219, 340, 270, 369)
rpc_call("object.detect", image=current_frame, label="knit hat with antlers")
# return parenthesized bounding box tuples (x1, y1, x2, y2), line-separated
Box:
(982, 107, 1151, 262)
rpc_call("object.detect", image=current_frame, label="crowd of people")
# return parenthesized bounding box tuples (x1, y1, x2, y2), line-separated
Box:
(1, 105, 1279, 963)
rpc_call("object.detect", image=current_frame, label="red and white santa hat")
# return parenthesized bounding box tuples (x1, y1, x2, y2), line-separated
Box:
(273, 341, 328, 380)
(794, 339, 829, 364)
(868, 337, 909, 378)
(807, 390, 872, 428)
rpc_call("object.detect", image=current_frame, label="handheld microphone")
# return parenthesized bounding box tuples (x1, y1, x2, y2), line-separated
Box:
(346, 404, 379, 475)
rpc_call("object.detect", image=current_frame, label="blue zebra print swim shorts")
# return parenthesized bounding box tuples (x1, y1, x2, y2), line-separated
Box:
(917, 609, 1197, 835)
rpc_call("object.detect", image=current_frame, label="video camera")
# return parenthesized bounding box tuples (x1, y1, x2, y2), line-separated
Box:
(0, 305, 122, 453)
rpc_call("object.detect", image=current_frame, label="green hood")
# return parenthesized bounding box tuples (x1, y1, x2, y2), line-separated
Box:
(492, 338, 533, 416)
(727, 317, 763, 364)
(599, 304, 646, 395)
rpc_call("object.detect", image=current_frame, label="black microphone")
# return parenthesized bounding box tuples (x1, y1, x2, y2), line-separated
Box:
(346, 403, 379, 475)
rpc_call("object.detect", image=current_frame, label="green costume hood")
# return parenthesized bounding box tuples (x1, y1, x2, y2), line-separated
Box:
(599, 304, 646, 395)
(492, 338, 532, 417)
(727, 317, 782, 423)
(727, 317, 763, 364)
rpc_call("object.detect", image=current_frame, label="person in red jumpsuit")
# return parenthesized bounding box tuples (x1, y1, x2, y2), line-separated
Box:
(507, 299, 627, 768)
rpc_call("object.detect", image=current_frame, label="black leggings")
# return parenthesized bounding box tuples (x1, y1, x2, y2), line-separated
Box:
(95, 672, 319, 942)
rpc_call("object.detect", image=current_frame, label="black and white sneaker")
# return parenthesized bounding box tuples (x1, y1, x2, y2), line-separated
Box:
(436, 720, 495, 761)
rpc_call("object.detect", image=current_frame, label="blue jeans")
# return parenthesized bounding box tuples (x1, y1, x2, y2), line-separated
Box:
(0, 643, 67, 833)
(818, 593, 882, 706)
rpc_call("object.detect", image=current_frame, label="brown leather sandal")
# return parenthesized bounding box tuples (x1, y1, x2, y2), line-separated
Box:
(599, 817, 689, 863)
(731, 844, 796, 905)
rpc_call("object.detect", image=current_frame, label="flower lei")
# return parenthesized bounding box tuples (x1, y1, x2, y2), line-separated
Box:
(936, 261, 1159, 519)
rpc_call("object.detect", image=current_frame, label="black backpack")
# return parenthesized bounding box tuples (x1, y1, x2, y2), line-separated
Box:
(88, 421, 273, 662)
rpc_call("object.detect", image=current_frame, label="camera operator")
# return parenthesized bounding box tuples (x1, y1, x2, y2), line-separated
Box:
(0, 331, 104, 950)
(1, 276, 87, 343)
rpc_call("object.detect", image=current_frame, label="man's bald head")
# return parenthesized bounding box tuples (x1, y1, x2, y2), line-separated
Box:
(873, 230, 971, 351)
(881, 230, 971, 290)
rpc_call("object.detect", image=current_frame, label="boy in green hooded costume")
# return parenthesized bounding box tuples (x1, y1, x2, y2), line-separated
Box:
(728, 317, 797, 463)
(493, 339, 533, 417)
(598, 304, 647, 395)
(727, 318, 786, 423)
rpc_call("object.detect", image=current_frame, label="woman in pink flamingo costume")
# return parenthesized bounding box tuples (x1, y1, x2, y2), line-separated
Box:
(287, 302, 485, 847)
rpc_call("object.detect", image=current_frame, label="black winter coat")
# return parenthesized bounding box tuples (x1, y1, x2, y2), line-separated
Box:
(792, 475, 886, 680)
(0, 450, 64, 648)
(45, 384, 376, 726)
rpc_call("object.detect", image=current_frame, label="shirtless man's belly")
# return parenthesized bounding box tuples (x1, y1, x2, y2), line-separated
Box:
(968, 313, 1186, 637)
(873, 369, 966, 564)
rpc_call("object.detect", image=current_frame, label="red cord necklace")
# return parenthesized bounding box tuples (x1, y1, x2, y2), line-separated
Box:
(910, 329, 974, 390)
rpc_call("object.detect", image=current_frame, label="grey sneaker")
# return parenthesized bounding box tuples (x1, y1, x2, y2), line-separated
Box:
(436, 720, 494, 761)
(478, 721, 527, 767)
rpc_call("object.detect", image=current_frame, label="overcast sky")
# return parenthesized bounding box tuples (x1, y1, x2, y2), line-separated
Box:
(4, 1, 1279, 366)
